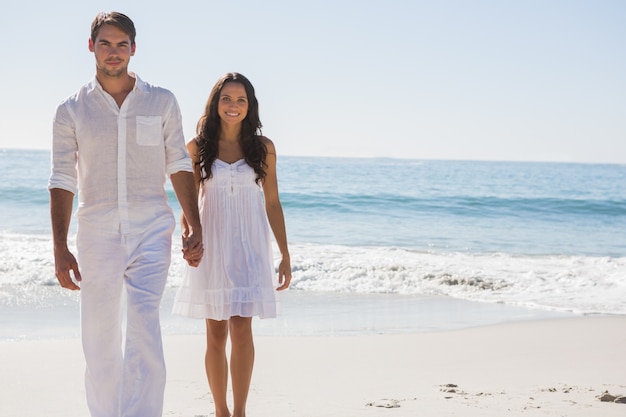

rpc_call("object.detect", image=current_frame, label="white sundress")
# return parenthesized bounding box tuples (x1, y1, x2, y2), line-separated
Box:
(172, 159, 278, 320)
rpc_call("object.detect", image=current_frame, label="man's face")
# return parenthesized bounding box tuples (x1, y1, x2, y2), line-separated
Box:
(88, 24, 135, 78)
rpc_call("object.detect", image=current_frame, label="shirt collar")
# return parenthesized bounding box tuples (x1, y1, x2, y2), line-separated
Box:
(86, 72, 147, 94)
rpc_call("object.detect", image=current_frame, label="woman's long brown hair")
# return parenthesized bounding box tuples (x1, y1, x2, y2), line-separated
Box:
(195, 72, 267, 184)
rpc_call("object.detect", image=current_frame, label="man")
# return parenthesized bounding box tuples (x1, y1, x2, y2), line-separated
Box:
(49, 12, 203, 417)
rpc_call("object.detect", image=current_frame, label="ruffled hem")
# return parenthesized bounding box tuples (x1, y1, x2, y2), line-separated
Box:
(172, 286, 279, 320)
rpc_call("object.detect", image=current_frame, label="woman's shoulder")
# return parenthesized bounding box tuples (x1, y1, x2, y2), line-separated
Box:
(187, 137, 201, 161)
(259, 136, 276, 153)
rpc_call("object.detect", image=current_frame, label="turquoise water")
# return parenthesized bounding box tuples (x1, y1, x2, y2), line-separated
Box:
(279, 156, 625, 256)
(3, 149, 625, 256)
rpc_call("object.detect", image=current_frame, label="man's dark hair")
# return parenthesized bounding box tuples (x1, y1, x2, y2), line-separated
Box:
(90, 12, 136, 45)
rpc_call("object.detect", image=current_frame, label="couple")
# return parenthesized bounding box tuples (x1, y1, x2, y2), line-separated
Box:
(49, 11, 291, 417)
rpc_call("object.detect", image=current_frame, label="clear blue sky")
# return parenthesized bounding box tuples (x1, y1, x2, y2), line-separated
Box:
(2, 0, 625, 163)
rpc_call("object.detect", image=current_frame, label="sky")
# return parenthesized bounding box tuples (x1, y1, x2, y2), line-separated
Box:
(2, 0, 625, 163)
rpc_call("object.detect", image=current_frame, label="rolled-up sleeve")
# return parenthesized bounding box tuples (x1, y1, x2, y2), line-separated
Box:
(48, 103, 78, 193)
(163, 95, 193, 176)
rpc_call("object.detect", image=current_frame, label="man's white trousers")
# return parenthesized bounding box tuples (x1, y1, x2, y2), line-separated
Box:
(77, 217, 174, 417)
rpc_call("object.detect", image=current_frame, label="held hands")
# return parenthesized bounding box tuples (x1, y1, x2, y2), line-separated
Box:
(182, 229, 204, 267)
(276, 256, 292, 291)
(54, 247, 82, 291)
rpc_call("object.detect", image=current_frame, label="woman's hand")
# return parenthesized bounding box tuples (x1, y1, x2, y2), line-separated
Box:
(276, 256, 292, 291)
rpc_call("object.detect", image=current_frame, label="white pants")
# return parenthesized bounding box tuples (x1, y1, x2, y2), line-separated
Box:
(77, 217, 174, 417)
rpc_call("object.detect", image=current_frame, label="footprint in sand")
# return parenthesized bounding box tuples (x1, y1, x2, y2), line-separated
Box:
(365, 398, 401, 408)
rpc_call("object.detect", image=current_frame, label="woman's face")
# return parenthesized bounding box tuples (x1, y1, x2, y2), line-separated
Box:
(217, 82, 249, 125)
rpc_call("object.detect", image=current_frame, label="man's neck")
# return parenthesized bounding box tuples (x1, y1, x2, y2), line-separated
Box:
(96, 71, 136, 107)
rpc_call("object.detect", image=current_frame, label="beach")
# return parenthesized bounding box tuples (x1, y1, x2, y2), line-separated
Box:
(2, 314, 625, 417)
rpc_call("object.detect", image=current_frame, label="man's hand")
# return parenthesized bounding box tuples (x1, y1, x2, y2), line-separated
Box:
(54, 247, 81, 291)
(182, 230, 204, 267)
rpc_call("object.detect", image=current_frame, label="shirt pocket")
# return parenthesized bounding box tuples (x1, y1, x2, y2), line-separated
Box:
(136, 116, 163, 146)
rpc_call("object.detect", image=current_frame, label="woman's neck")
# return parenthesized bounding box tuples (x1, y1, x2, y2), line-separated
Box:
(219, 124, 241, 143)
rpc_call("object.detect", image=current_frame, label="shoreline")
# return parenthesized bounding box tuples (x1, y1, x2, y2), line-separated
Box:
(2, 288, 577, 342)
(2, 315, 625, 416)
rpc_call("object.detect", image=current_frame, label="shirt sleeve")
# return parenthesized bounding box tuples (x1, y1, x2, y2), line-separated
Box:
(162, 94, 193, 176)
(48, 103, 78, 193)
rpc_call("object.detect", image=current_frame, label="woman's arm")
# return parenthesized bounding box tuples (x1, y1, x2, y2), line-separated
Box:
(262, 138, 292, 290)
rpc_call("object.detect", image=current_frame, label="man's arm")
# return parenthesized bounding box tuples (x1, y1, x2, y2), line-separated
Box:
(170, 171, 203, 267)
(50, 188, 81, 290)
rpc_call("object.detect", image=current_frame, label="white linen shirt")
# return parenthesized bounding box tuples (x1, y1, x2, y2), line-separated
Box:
(48, 73, 192, 235)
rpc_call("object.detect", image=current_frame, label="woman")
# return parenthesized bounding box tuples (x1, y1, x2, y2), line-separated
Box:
(173, 72, 291, 417)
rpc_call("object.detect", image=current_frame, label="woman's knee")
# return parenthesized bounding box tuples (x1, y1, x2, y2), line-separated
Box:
(229, 317, 253, 344)
(206, 319, 229, 348)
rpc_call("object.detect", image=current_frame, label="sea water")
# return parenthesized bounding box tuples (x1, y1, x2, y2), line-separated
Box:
(1, 149, 625, 340)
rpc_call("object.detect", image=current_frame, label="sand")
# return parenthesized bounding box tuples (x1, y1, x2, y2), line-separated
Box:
(1, 315, 625, 417)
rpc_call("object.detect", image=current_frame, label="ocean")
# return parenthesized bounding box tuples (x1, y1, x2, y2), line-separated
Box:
(1, 149, 625, 340)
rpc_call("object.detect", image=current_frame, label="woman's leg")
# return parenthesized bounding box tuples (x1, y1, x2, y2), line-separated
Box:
(229, 316, 255, 417)
(206, 319, 231, 417)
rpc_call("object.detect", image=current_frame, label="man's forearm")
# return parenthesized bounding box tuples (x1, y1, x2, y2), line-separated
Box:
(170, 171, 202, 232)
(49, 188, 75, 249)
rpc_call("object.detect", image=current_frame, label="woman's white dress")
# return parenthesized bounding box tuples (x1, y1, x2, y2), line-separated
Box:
(172, 159, 278, 320)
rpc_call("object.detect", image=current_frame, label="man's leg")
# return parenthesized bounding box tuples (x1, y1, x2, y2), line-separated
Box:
(120, 218, 174, 417)
(78, 229, 125, 417)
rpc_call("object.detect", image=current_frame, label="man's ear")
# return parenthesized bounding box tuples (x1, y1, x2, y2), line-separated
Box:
(131, 42, 136, 56)
(88, 38, 94, 52)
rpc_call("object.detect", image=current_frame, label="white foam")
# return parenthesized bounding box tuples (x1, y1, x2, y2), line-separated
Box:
(2, 233, 624, 315)
(272, 243, 626, 315)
